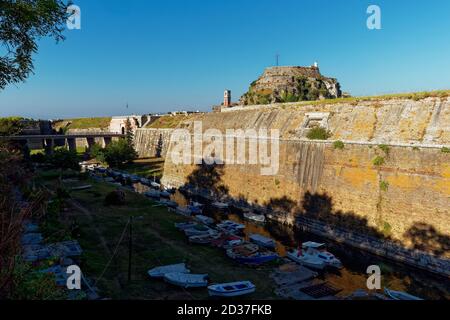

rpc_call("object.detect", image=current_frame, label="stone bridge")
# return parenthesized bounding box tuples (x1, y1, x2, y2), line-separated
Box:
(1, 133, 125, 155)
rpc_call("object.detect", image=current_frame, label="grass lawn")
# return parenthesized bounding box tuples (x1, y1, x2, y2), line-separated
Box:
(120, 158, 165, 179)
(37, 171, 277, 300)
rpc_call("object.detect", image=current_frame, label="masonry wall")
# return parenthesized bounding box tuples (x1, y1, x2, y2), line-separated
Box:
(134, 128, 174, 158)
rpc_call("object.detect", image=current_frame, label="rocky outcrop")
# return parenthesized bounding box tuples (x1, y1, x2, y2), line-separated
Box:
(239, 66, 342, 105)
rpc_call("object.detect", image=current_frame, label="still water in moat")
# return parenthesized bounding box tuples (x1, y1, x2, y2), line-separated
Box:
(130, 182, 449, 300)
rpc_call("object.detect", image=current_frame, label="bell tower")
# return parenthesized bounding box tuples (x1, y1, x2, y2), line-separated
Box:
(223, 90, 231, 107)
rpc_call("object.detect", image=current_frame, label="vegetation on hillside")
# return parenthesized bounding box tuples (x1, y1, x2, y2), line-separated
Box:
(0, 117, 24, 135)
(53, 117, 112, 131)
(146, 114, 197, 129)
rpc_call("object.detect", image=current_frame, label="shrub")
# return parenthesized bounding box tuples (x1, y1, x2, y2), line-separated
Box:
(382, 222, 392, 237)
(103, 139, 137, 168)
(30, 152, 46, 163)
(372, 156, 385, 166)
(104, 189, 126, 206)
(89, 143, 105, 162)
(441, 147, 450, 153)
(306, 126, 331, 140)
(379, 180, 389, 192)
(333, 140, 345, 150)
(47, 149, 80, 171)
(378, 144, 390, 155)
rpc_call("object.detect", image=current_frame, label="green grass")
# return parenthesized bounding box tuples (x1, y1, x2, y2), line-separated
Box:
(38, 171, 278, 300)
(441, 147, 450, 153)
(146, 115, 197, 129)
(372, 156, 385, 166)
(333, 140, 345, 150)
(275, 89, 450, 109)
(53, 117, 112, 130)
(379, 180, 389, 192)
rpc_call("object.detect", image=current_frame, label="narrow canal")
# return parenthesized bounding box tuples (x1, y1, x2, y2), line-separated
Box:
(127, 180, 449, 299)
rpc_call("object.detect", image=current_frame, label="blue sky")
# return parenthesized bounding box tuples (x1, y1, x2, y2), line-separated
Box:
(1, 0, 450, 119)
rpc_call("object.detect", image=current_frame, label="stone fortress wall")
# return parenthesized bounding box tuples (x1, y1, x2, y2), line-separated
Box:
(156, 96, 450, 256)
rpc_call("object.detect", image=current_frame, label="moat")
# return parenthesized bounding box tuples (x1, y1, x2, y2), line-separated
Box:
(128, 181, 450, 300)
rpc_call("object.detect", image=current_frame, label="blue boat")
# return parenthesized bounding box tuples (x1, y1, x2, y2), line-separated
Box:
(234, 252, 278, 265)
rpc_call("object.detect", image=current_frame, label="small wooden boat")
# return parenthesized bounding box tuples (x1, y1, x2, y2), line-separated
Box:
(145, 190, 161, 198)
(164, 272, 208, 288)
(229, 250, 278, 265)
(195, 215, 215, 225)
(71, 185, 92, 191)
(243, 211, 266, 223)
(148, 263, 190, 278)
(208, 281, 256, 297)
(175, 206, 191, 216)
(189, 233, 219, 244)
(184, 225, 216, 237)
(175, 222, 197, 230)
(249, 234, 276, 248)
(160, 190, 171, 198)
(217, 220, 245, 234)
(384, 288, 423, 300)
(160, 199, 178, 208)
(212, 201, 229, 209)
(226, 243, 259, 258)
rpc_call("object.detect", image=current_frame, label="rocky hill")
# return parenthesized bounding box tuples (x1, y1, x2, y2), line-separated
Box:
(239, 66, 342, 105)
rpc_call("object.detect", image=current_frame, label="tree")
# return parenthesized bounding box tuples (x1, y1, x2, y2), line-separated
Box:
(0, 117, 24, 135)
(0, 0, 68, 90)
(47, 148, 80, 171)
(125, 118, 134, 147)
(103, 139, 137, 168)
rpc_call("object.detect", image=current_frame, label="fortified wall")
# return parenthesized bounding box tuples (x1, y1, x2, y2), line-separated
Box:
(155, 96, 450, 255)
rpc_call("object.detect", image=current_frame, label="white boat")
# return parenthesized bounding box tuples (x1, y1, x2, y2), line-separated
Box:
(208, 281, 256, 297)
(249, 234, 275, 248)
(150, 181, 161, 188)
(287, 242, 342, 270)
(212, 201, 229, 209)
(148, 263, 190, 278)
(384, 288, 423, 300)
(145, 190, 161, 198)
(195, 215, 215, 225)
(243, 211, 266, 223)
(164, 272, 208, 288)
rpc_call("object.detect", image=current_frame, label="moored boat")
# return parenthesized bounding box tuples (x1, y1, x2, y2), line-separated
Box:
(164, 272, 208, 288)
(208, 281, 256, 297)
(243, 211, 266, 223)
(217, 220, 245, 234)
(228, 250, 278, 265)
(195, 215, 215, 225)
(175, 206, 191, 216)
(212, 201, 229, 209)
(384, 288, 423, 300)
(160, 190, 171, 198)
(148, 263, 190, 278)
(175, 222, 197, 230)
(184, 225, 216, 237)
(189, 233, 220, 244)
(249, 234, 276, 248)
(287, 242, 342, 270)
(145, 190, 161, 198)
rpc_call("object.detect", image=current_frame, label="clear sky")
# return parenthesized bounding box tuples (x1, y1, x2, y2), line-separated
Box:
(1, 0, 449, 119)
